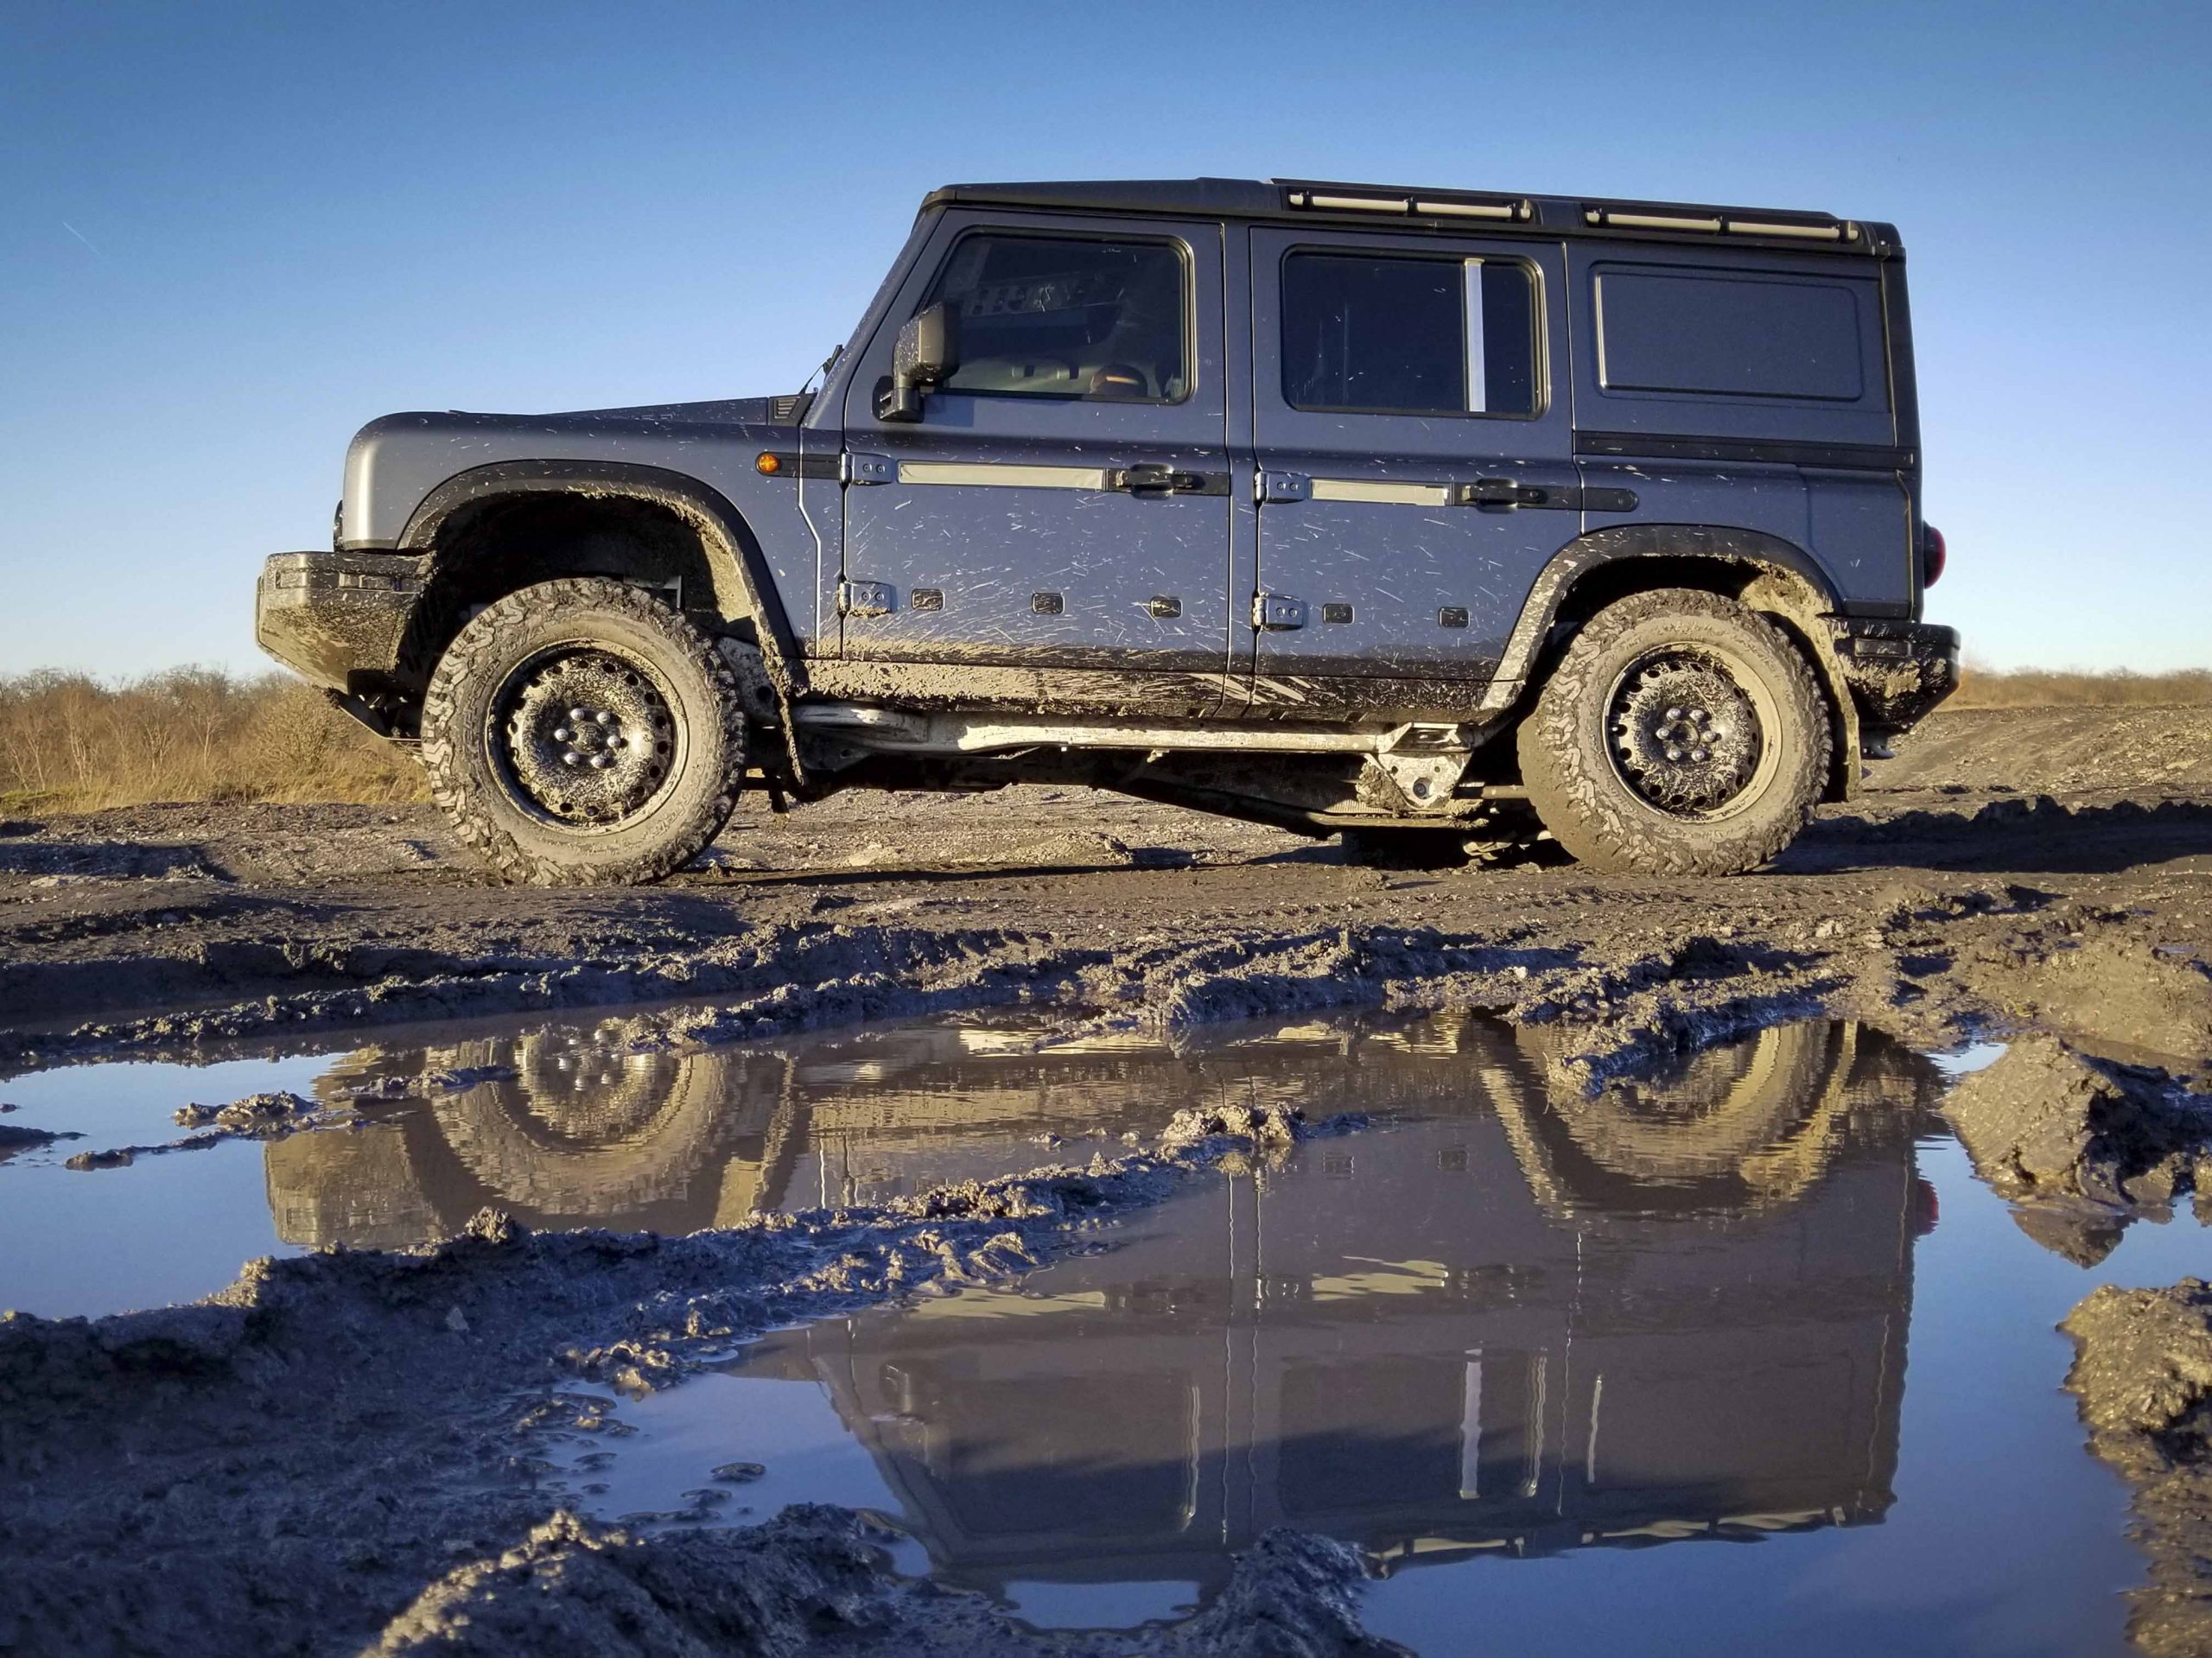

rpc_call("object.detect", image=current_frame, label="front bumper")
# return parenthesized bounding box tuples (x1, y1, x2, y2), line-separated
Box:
(255, 550, 428, 693)
(1825, 617, 1959, 739)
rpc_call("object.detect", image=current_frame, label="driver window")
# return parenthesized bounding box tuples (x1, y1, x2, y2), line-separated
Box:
(923, 232, 1189, 403)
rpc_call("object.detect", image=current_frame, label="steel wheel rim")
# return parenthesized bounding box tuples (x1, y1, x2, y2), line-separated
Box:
(488, 643, 684, 831)
(1604, 643, 1780, 822)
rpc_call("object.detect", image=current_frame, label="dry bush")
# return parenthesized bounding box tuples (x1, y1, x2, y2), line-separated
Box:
(0, 669, 423, 811)
(1949, 665, 2212, 709)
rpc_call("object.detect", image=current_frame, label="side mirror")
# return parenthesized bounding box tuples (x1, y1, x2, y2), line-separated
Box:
(878, 301, 961, 422)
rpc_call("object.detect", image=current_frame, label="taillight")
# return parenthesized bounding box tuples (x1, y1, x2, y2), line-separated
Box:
(1923, 524, 1947, 588)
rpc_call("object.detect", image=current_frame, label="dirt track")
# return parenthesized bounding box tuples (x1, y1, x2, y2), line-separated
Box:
(4, 706, 2212, 1082)
(4, 703, 2212, 1657)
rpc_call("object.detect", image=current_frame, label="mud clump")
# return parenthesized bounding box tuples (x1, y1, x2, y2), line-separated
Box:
(1941, 1035, 2212, 1217)
(368, 1506, 1405, 1657)
(2063, 1279, 2212, 1656)
(174, 1089, 316, 1132)
(1160, 1100, 1306, 1158)
(1999, 934, 2212, 1067)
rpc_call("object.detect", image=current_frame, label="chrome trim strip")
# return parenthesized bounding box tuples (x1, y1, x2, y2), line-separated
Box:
(1464, 259, 1487, 414)
(1309, 478, 1456, 506)
(897, 461, 1112, 491)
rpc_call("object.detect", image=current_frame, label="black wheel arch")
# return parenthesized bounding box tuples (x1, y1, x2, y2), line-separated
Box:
(394, 460, 803, 697)
(1486, 524, 1861, 802)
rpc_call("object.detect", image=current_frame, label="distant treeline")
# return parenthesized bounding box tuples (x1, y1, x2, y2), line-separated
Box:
(0, 669, 423, 811)
(1949, 666, 2212, 708)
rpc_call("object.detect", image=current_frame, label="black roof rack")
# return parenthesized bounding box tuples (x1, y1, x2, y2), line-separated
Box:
(918, 177, 1897, 257)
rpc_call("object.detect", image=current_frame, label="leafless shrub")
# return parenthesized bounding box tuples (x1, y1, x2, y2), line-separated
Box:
(0, 670, 423, 810)
(1950, 665, 2212, 709)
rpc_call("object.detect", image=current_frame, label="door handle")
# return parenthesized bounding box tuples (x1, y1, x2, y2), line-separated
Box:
(1105, 464, 1230, 497)
(1456, 480, 1639, 512)
(1459, 478, 1551, 508)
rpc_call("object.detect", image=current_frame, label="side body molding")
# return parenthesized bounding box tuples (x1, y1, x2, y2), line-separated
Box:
(397, 459, 804, 693)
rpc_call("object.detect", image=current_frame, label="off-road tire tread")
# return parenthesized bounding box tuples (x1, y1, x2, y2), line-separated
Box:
(420, 578, 745, 886)
(1516, 588, 1829, 877)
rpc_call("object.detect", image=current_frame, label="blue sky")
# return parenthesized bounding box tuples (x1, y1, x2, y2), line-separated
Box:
(3, 0, 2205, 677)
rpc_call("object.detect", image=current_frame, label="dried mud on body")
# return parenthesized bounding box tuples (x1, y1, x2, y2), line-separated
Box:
(5, 704, 2212, 1656)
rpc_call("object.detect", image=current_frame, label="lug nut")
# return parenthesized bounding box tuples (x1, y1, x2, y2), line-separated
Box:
(554, 727, 570, 742)
(590, 754, 613, 770)
(568, 708, 586, 721)
(563, 750, 581, 765)
(1692, 749, 1708, 762)
(1665, 746, 1683, 762)
(595, 711, 613, 726)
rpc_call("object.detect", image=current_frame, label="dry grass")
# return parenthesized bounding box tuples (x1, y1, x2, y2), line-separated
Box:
(4, 657, 2205, 814)
(0, 670, 424, 813)
(1948, 666, 2212, 709)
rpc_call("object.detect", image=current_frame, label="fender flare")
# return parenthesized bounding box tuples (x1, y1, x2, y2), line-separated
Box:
(397, 459, 803, 693)
(1479, 523, 1860, 799)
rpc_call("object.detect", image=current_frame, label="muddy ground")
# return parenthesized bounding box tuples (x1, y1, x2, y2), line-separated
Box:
(4, 703, 2212, 1656)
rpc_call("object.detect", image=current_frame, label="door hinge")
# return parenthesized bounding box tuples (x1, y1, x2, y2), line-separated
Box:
(842, 452, 896, 486)
(837, 580, 894, 618)
(1256, 469, 1312, 504)
(1252, 592, 1307, 631)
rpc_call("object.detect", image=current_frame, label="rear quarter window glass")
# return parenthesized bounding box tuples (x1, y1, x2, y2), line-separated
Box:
(1596, 267, 1866, 401)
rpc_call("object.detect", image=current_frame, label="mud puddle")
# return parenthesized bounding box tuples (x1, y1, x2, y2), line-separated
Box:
(5, 1009, 2209, 1654)
(0, 1005, 1452, 1318)
(515, 1019, 2199, 1655)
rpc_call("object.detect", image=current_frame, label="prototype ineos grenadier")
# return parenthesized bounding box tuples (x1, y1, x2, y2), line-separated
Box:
(256, 177, 1956, 884)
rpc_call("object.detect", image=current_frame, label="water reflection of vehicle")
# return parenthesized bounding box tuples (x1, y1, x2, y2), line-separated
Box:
(715, 1018, 1940, 1598)
(258, 1009, 1941, 1596)
(264, 1010, 1599, 1247)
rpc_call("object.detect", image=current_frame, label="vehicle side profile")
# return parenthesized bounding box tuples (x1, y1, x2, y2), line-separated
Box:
(256, 177, 1957, 884)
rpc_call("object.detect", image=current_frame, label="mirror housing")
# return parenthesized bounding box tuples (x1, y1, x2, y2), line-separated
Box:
(877, 301, 960, 422)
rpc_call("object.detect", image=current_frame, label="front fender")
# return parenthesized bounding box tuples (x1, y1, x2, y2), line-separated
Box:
(393, 459, 802, 689)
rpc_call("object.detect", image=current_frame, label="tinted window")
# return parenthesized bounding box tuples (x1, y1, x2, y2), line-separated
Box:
(1281, 253, 1538, 416)
(1597, 268, 1866, 401)
(924, 233, 1187, 403)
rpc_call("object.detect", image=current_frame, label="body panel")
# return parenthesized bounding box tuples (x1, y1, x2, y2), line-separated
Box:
(834, 208, 1235, 708)
(1244, 226, 1580, 708)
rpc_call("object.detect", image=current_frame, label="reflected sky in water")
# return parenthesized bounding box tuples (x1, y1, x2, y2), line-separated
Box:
(1, 1009, 2203, 1653)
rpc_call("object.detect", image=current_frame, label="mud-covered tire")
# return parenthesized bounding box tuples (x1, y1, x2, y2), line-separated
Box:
(1516, 588, 1829, 877)
(420, 578, 745, 886)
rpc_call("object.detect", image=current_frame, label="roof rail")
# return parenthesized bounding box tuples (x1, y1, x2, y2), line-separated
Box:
(1581, 202, 1859, 243)
(1283, 184, 1533, 224)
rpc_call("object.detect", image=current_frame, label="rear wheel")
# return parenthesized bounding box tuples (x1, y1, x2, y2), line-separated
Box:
(1516, 588, 1828, 876)
(420, 578, 746, 886)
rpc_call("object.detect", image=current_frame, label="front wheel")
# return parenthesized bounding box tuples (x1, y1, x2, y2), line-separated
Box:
(1516, 589, 1829, 877)
(420, 578, 747, 886)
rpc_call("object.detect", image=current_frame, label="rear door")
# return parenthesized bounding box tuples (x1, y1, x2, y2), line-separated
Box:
(1246, 227, 1580, 715)
(837, 211, 1234, 714)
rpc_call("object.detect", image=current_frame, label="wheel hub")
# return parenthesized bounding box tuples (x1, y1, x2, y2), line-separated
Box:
(1608, 650, 1764, 816)
(499, 651, 676, 824)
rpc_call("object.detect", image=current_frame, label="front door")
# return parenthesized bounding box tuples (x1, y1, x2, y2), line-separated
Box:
(1246, 226, 1581, 715)
(837, 212, 1234, 715)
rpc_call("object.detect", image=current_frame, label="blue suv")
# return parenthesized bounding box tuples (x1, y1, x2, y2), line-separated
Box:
(257, 178, 1955, 884)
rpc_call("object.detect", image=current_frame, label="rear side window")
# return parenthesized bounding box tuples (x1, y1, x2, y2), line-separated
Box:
(1281, 252, 1538, 417)
(1596, 267, 1866, 401)
(924, 232, 1189, 403)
